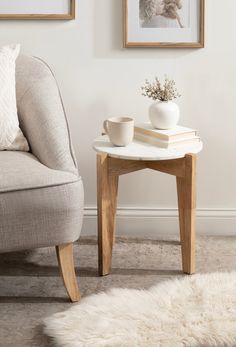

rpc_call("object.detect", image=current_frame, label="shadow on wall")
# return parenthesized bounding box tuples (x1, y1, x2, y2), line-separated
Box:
(93, 0, 198, 60)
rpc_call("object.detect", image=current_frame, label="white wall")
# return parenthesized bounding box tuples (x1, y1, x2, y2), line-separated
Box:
(1, 0, 236, 236)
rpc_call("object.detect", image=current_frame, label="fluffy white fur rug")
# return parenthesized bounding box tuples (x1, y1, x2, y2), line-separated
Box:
(44, 272, 236, 347)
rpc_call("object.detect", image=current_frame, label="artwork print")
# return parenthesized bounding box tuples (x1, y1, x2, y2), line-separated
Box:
(124, 0, 204, 48)
(139, 0, 189, 29)
(0, 0, 75, 20)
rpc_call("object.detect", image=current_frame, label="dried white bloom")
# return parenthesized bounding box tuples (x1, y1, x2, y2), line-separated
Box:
(141, 76, 181, 102)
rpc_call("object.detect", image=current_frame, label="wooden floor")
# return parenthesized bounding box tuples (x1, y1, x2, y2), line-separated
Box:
(0, 235, 236, 347)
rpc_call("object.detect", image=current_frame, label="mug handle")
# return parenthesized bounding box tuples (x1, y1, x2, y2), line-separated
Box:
(103, 120, 109, 135)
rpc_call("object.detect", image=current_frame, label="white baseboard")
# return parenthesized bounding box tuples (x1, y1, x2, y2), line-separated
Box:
(81, 207, 236, 237)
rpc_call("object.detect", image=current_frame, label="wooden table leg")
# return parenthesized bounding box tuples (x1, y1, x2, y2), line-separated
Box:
(97, 154, 119, 276)
(176, 154, 196, 274)
(97, 153, 197, 275)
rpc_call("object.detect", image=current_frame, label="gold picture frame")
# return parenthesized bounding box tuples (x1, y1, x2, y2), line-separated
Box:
(0, 0, 75, 20)
(123, 0, 205, 48)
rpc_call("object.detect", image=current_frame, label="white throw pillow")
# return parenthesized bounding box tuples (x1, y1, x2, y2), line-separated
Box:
(0, 44, 29, 151)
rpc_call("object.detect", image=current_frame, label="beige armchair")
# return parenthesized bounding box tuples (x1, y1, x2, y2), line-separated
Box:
(0, 55, 84, 302)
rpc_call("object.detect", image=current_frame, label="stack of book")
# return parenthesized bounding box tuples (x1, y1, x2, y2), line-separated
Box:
(134, 123, 200, 149)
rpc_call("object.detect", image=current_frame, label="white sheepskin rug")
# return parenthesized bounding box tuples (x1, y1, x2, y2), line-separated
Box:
(44, 272, 236, 347)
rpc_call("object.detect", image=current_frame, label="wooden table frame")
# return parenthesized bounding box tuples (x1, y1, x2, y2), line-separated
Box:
(97, 152, 196, 276)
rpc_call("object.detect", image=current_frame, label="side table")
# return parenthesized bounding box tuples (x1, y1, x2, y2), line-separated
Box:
(93, 135, 203, 276)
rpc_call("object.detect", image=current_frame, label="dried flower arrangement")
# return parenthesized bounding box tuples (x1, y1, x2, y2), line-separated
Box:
(139, 0, 184, 28)
(141, 76, 180, 102)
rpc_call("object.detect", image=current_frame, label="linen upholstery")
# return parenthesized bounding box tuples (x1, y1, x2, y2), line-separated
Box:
(16, 55, 77, 175)
(0, 151, 78, 193)
(0, 55, 84, 253)
(0, 180, 84, 253)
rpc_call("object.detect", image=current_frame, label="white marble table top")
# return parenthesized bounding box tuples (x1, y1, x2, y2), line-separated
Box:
(93, 135, 203, 161)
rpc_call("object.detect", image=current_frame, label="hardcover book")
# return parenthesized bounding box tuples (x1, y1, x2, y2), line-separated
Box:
(134, 132, 201, 149)
(134, 123, 197, 141)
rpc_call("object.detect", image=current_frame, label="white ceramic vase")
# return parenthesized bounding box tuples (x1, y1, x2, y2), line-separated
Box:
(149, 101, 180, 130)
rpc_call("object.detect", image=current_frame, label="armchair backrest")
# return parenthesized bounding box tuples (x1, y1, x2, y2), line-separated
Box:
(16, 55, 78, 176)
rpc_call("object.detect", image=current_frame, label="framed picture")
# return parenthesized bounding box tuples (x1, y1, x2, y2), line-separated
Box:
(0, 0, 75, 20)
(123, 0, 205, 48)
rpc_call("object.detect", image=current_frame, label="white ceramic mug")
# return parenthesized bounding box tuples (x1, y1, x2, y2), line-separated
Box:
(103, 117, 134, 146)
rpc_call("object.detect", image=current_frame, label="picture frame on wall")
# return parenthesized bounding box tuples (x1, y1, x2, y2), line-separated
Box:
(0, 0, 75, 20)
(123, 0, 205, 48)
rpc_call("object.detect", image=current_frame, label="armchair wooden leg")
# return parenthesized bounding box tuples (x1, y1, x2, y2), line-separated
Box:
(56, 243, 80, 302)
(176, 154, 196, 275)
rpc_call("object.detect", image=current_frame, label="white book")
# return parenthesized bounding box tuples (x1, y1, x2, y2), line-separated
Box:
(134, 132, 201, 149)
(135, 123, 197, 142)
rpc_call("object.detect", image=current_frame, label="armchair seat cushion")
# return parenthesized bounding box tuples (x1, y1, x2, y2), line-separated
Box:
(0, 151, 79, 193)
(0, 152, 84, 253)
